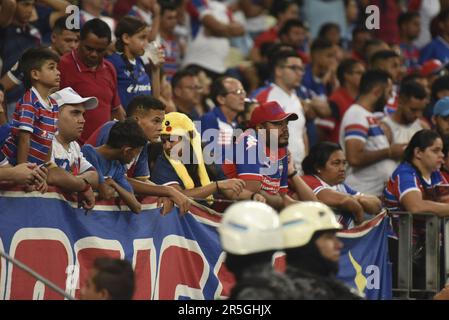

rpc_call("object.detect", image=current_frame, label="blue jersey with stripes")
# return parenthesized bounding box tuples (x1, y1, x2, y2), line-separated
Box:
(2, 87, 58, 165)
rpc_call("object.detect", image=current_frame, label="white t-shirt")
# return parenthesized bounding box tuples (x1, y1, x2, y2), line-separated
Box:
(254, 83, 307, 172)
(51, 138, 93, 175)
(182, 0, 231, 73)
(381, 116, 424, 145)
(339, 104, 396, 196)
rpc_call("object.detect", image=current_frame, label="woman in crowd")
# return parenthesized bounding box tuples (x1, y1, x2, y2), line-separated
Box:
(384, 129, 449, 214)
(300, 142, 382, 228)
(150, 112, 266, 204)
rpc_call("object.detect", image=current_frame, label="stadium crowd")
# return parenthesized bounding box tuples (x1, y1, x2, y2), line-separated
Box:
(2, 0, 449, 299)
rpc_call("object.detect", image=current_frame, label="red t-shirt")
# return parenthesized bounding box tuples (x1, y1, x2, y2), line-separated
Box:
(58, 50, 121, 144)
(253, 27, 278, 49)
(316, 87, 355, 143)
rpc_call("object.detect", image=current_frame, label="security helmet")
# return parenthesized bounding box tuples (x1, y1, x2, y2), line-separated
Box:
(218, 201, 283, 255)
(280, 202, 342, 249)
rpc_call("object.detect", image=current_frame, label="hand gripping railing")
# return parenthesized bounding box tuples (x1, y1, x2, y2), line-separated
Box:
(392, 211, 447, 299)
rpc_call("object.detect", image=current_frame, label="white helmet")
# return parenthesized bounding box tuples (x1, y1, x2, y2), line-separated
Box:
(218, 201, 283, 255)
(279, 202, 342, 249)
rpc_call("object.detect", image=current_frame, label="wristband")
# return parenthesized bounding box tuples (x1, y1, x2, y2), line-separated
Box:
(81, 178, 91, 192)
(288, 170, 298, 179)
(216, 181, 220, 194)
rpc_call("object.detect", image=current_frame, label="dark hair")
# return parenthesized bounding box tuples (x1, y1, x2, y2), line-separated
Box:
(337, 58, 361, 86)
(399, 80, 427, 101)
(115, 16, 147, 52)
(19, 47, 60, 89)
(318, 23, 341, 39)
(210, 76, 234, 106)
(310, 37, 333, 54)
(359, 69, 391, 96)
(127, 95, 166, 117)
(431, 76, 449, 103)
(160, 0, 178, 15)
(302, 142, 342, 175)
(369, 50, 400, 67)
(106, 118, 147, 149)
(270, 0, 298, 18)
(279, 18, 305, 37)
(53, 15, 80, 34)
(270, 49, 300, 76)
(401, 72, 425, 84)
(171, 68, 197, 89)
(403, 129, 442, 163)
(80, 18, 111, 43)
(398, 11, 420, 27)
(443, 136, 449, 157)
(437, 8, 449, 23)
(352, 26, 371, 39)
(362, 39, 386, 59)
(92, 258, 135, 300)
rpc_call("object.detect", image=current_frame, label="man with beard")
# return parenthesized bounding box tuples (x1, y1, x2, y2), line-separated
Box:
(381, 80, 429, 149)
(339, 70, 406, 196)
(280, 201, 363, 300)
(222, 101, 316, 210)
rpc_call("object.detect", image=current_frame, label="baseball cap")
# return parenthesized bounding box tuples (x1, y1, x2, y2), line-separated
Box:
(420, 59, 445, 77)
(50, 87, 98, 110)
(434, 97, 449, 117)
(249, 101, 298, 128)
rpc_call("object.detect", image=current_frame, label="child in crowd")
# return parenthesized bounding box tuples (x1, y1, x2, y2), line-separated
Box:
(2, 47, 60, 165)
(108, 16, 160, 110)
(82, 119, 147, 213)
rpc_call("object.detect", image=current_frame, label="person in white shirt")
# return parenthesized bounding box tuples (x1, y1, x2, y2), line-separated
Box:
(254, 50, 308, 172)
(340, 70, 406, 196)
(46, 87, 100, 210)
(382, 80, 429, 148)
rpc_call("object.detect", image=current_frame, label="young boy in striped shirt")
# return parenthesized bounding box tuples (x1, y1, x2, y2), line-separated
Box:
(2, 47, 60, 165)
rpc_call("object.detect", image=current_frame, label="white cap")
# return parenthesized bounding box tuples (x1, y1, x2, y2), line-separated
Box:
(218, 201, 283, 255)
(51, 87, 98, 110)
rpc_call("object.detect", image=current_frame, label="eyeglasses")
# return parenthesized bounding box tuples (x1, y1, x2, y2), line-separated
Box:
(282, 65, 305, 73)
(226, 88, 247, 97)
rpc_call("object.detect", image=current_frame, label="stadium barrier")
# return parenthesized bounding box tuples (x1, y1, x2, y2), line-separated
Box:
(0, 185, 393, 299)
(393, 212, 449, 299)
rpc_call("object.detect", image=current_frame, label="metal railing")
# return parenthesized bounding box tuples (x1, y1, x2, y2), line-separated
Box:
(393, 211, 449, 299)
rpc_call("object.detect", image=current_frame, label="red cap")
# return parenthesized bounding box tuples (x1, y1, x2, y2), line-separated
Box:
(420, 59, 444, 77)
(249, 101, 298, 128)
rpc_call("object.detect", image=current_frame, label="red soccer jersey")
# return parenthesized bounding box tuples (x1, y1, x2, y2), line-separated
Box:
(58, 50, 121, 144)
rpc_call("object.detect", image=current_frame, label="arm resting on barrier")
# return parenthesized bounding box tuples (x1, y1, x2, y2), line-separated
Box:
(127, 178, 191, 214)
(355, 194, 382, 215)
(316, 188, 365, 224)
(402, 190, 449, 217)
(105, 178, 141, 213)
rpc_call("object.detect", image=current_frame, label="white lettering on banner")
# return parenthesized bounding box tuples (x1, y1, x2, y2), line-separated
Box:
(65, 265, 80, 292)
(5, 228, 73, 300)
(33, 281, 45, 300)
(213, 252, 228, 300)
(73, 237, 124, 299)
(154, 235, 209, 300)
(132, 239, 157, 300)
(0, 238, 5, 300)
(366, 265, 381, 290)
